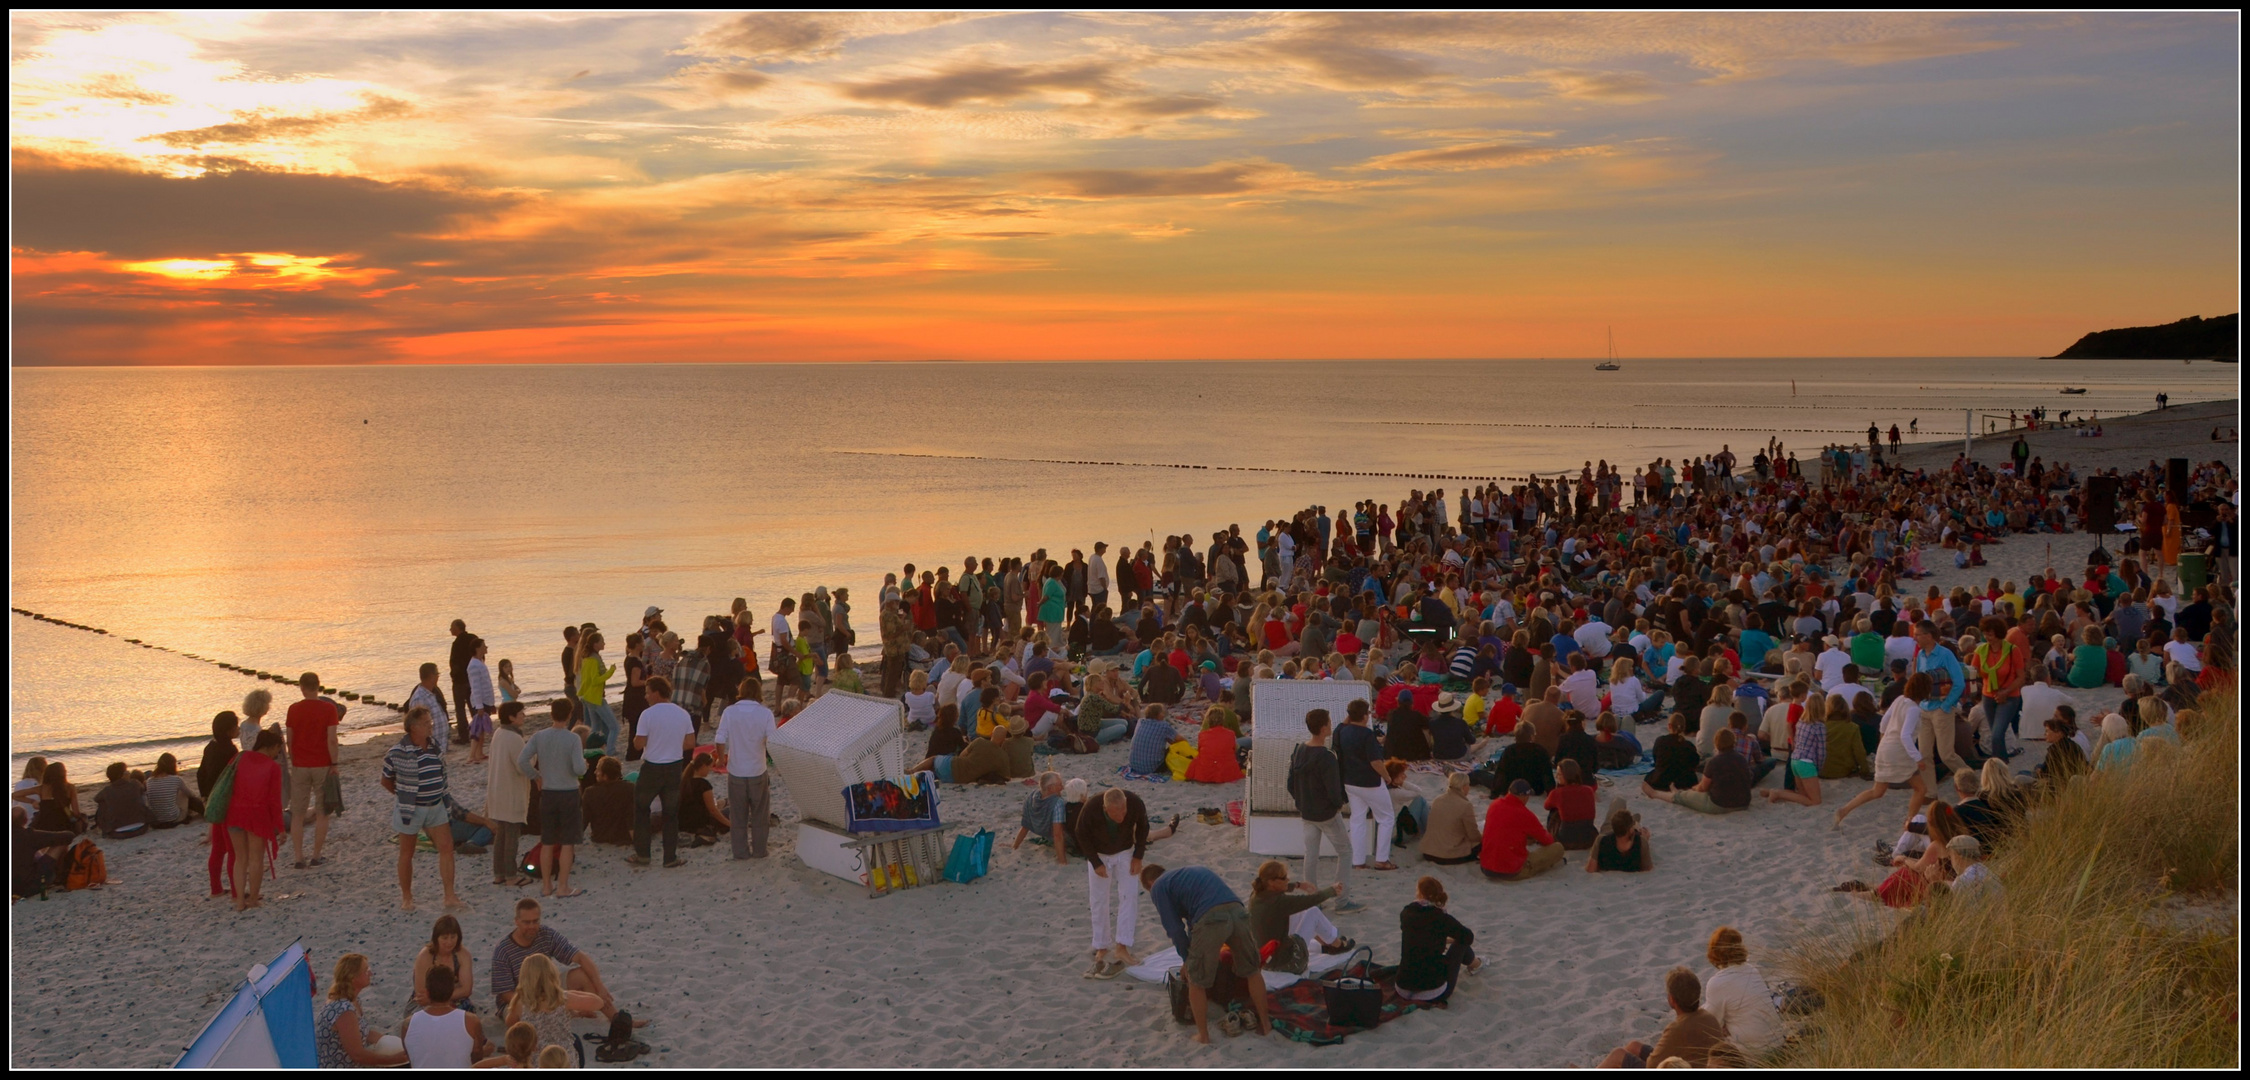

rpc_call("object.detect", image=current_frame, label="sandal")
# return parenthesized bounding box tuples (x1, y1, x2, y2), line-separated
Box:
(308, 856, 327, 867)
(1321, 936, 1357, 954)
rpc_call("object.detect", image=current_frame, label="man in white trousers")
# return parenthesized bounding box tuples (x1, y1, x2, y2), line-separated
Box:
(1072, 786, 1151, 980)
(1334, 698, 1398, 870)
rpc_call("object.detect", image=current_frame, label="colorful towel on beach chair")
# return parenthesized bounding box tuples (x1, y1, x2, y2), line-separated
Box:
(1117, 765, 1172, 783)
(1266, 960, 1424, 1046)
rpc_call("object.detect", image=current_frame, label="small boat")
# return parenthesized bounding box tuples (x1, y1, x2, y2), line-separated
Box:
(1595, 326, 1620, 370)
(2059, 387, 2088, 395)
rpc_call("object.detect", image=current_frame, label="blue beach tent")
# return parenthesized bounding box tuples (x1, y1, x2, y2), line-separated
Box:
(174, 939, 317, 1068)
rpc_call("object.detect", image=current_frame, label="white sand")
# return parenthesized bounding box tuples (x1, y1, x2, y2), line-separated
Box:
(13, 400, 2229, 1069)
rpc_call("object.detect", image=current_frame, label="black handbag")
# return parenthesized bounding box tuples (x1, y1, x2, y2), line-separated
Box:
(1320, 947, 1382, 1029)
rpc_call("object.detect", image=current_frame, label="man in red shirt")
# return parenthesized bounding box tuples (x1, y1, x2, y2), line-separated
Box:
(1479, 779, 1564, 880)
(284, 671, 341, 868)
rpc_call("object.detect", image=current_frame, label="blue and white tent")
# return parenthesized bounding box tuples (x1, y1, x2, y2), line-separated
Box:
(174, 939, 317, 1068)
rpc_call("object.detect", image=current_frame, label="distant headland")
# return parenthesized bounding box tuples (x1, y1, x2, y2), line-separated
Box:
(2046, 313, 2239, 361)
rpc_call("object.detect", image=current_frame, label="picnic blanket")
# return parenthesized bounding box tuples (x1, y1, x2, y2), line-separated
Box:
(1267, 959, 1425, 1045)
(1117, 765, 1172, 783)
(1123, 945, 1359, 992)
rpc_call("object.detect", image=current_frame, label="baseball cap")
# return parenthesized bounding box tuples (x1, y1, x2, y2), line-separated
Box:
(1507, 779, 1532, 797)
(644, 606, 663, 619)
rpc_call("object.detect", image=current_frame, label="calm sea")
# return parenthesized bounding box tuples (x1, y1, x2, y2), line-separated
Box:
(10, 358, 2235, 774)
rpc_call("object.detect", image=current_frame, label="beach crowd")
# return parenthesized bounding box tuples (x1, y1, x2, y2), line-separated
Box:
(12, 434, 2239, 1066)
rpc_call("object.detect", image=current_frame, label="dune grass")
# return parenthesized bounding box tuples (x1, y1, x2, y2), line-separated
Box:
(1772, 691, 2239, 1069)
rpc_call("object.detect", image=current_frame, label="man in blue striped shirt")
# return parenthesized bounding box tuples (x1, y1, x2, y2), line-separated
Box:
(382, 707, 461, 912)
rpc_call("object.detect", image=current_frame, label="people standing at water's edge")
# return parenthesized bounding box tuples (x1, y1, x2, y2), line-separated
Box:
(485, 701, 532, 887)
(283, 671, 339, 870)
(627, 676, 694, 869)
(449, 619, 477, 749)
(408, 663, 452, 756)
(518, 702, 587, 897)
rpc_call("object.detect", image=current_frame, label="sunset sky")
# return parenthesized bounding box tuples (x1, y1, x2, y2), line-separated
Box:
(10, 11, 2239, 365)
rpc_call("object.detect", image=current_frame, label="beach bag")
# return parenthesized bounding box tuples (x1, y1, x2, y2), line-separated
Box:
(202, 757, 240, 826)
(1166, 740, 1198, 781)
(593, 1011, 648, 1063)
(943, 828, 993, 884)
(62, 839, 107, 891)
(1320, 947, 1382, 1029)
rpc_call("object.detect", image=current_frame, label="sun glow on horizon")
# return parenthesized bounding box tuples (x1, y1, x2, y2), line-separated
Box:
(9, 11, 2238, 365)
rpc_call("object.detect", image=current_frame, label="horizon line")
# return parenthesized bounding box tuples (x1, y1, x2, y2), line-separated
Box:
(16, 354, 2226, 370)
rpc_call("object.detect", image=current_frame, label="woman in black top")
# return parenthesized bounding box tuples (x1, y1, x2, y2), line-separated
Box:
(198, 710, 240, 800)
(1494, 721, 1554, 796)
(923, 705, 968, 760)
(1384, 700, 1431, 762)
(678, 754, 728, 843)
(1397, 876, 1480, 1005)
(1645, 712, 1702, 792)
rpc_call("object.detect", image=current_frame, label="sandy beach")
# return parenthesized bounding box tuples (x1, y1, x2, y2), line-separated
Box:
(9, 401, 2230, 1069)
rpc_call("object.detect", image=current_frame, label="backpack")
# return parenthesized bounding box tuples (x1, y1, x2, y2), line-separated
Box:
(63, 839, 107, 891)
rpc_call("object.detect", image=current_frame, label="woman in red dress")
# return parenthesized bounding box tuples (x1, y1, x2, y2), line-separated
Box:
(227, 728, 288, 911)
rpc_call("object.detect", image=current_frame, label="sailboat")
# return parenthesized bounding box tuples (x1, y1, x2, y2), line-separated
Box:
(1594, 326, 1621, 371)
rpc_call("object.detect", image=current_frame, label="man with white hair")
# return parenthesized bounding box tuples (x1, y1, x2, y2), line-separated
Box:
(1813, 636, 1852, 691)
(1073, 786, 1150, 979)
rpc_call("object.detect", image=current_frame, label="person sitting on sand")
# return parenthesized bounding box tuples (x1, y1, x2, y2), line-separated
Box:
(677, 753, 731, 847)
(1555, 709, 1600, 782)
(142, 752, 199, 829)
(1126, 703, 1175, 775)
(1643, 728, 1753, 815)
(1183, 710, 1245, 784)
(1644, 712, 1701, 793)
(94, 760, 149, 839)
(1247, 859, 1353, 976)
(1762, 691, 1827, 807)
(1543, 758, 1600, 849)
(317, 954, 410, 1068)
(1396, 875, 1482, 1006)
(473, 1021, 540, 1069)
(1480, 779, 1565, 880)
(580, 757, 636, 846)
(1592, 711, 1642, 771)
(402, 965, 486, 1068)
(1421, 772, 1482, 866)
(1836, 801, 1966, 907)
(1597, 967, 1740, 1068)
(1586, 806, 1652, 873)
(909, 718, 1010, 785)
(1942, 834, 2000, 904)
(408, 914, 478, 1020)
(1701, 927, 1782, 1057)
(1012, 772, 1068, 864)
(491, 898, 635, 1029)
(1142, 863, 1274, 1043)
(503, 952, 604, 1067)
(1492, 720, 1555, 797)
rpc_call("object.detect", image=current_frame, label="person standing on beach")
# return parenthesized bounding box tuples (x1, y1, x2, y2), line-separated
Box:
(628, 676, 694, 869)
(382, 707, 464, 912)
(517, 703, 586, 897)
(558, 626, 580, 729)
(1336, 699, 1398, 872)
(1088, 543, 1112, 617)
(1285, 708, 1362, 910)
(575, 632, 618, 756)
(1075, 787, 1151, 978)
(284, 671, 339, 869)
(449, 619, 477, 747)
(467, 637, 496, 764)
(407, 664, 452, 756)
(714, 675, 776, 860)
(879, 599, 911, 697)
(485, 701, 532, 887)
